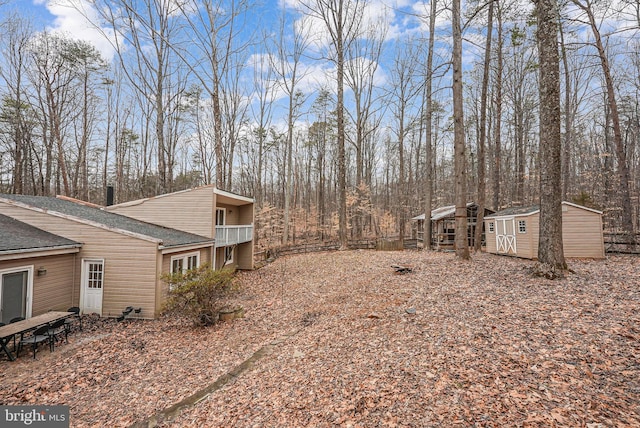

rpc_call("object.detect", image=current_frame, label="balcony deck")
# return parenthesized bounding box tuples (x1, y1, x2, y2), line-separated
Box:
(215, 225, 253, 247)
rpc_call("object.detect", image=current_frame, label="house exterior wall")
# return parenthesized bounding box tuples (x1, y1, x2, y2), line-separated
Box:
(0, 254, 77, 316)
(0, 202, 159, 318)
(158, 246, 213, 316)
(110, 187, 255, 270)
(106, 186, 215, 238)
(235, 241, 253, 270)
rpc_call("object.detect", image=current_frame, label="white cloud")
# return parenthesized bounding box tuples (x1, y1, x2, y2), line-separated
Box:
(34, 0, 117, 61)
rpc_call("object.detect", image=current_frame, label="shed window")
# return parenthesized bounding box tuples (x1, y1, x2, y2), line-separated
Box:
(518, 220, 527, 233)
(488, 222, 494, 233)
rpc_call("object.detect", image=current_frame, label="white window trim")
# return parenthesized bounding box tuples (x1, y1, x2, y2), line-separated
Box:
(518, 220, 527, 233)
(170, 252, 200, 274)
(224, 246, 234, 266)
(0, 265, 34, 320)
(215, 208, 226, 226)
(488, 222, 494, 233)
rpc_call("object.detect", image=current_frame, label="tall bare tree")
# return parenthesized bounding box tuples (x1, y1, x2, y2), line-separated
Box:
(570, 0, 636, 245)
(301, 0, 364, 249)
(422, 0, 438, 250)
(0, 14, 32, 195)
(452, 0, 470, 259)
(270, 10, 311, 245)
(535, 0, 567, 276)
(175, 0, 250, 190)
(474, 0, 494, 251)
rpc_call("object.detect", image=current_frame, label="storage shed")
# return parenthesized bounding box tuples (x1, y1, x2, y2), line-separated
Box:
(484, 201, 604, 259)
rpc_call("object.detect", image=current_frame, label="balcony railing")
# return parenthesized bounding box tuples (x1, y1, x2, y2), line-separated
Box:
(215, 225, 253, 247)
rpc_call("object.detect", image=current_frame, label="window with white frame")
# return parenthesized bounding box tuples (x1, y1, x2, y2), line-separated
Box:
(518, 220, 527, 233)
(224, 246, 234, 265)
(171, 252, 200, 274)
(215, 208, 225, 226)
(488, 222, 494, 233)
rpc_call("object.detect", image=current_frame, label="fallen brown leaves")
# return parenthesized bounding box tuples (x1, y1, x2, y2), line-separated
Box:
(1, 251, 639, 427)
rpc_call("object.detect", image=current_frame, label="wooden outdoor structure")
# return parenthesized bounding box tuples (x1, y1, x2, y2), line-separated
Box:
(412, 203, 495, 250)
(484, 201, 605, 259)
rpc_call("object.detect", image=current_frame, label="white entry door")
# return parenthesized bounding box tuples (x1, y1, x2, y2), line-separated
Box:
(81, 259, 104, 315)
(495, 218, 517, 255)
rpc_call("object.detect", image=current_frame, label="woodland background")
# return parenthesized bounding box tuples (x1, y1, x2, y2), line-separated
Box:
(0, 0, 638, 250)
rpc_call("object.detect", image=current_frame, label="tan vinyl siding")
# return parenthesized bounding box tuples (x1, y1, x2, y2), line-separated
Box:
(484, 203, 603, 260)
(107, 186, 215, 238)
(484, 220, 497, 253)
(562, 205, 604, 258)
(0, 203, 159, 319)
(159, 247, 213, 315)
(515, 216, 533, 259)
(238, 204, 254, 226)
(236, 241, 254, 270)
(217, 203, 241, 225)
(530, 215, 540, 259)
(1, 254, 77, 315)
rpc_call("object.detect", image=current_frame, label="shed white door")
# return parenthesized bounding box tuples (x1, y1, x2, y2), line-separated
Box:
(495, 218, 517, 255)
(81, 259, 104, 315)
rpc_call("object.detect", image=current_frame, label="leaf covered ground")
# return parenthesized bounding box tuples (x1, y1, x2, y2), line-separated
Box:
(1, 251, 639, 427)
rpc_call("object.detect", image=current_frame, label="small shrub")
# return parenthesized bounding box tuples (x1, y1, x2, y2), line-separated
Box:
(162, 264, 239, 326)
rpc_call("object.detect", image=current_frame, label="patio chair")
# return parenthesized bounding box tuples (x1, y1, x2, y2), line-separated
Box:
(8, 317, 25, 351)
(17, 324, 52, 359)
(48, 318, 68, 349)
(64, 307, 82, 332)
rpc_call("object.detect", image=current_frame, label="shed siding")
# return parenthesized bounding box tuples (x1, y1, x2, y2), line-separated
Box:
(529, 214, 540, 259)
(485, 220, 497, 253)
(484, 203, 603, 259)
(107, 187, 215, 238)
(0, 203, 159, 319)
(515, 215, 534, 259)
(562, 205, 604, 258)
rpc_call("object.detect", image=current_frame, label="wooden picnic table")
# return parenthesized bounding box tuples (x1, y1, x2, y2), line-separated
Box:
(0, 311, 73, 361)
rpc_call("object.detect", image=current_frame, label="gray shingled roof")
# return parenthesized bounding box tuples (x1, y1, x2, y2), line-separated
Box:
(486, 205, 539, 218)
(0, 214, 81, 253)
(0, 194, 213, 248)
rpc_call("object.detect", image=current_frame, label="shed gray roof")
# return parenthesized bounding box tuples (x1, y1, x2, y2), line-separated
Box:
(0, 194, 213, 248)
(485, 201, 603, 219)
(0, 214, 81, 253)
(486, 205, 539, 218)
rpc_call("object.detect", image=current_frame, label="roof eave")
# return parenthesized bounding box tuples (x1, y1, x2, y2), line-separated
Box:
(0, 244, 82, 261)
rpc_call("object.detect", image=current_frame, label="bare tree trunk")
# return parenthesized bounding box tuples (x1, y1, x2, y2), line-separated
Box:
(535, 0, 567, 277)
(474, 0, 494, 252)
(452, 0, 470, 259)
(423, 0, 437, 251)
(559, 18, 572, 201)
(492, 6, 504, 211)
